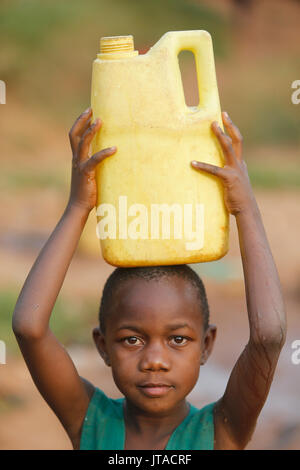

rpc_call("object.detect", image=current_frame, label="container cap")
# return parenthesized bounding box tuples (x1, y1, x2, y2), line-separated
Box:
(100, 35, 135, 53)
(98, 35, 139, 60)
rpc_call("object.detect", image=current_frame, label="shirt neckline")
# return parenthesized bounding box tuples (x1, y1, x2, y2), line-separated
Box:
(119, 399, 194, 450)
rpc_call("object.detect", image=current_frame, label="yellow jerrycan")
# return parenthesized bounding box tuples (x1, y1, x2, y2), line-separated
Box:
(87, 30, 229, 267)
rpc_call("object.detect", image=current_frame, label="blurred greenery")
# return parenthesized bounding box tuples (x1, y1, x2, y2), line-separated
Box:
(248, 166, 300, 189)
(225, 65, 300, 146)
(0, 0, 228, 122)
(0, 169, 66, 191)
(2, 163, 300, 191)
(0, 289, 100, 356)
(245, 101, 300, 146)
(1, 0, 299, 145)
(0, 393, 25, 415)
(0, 0, 227, 56)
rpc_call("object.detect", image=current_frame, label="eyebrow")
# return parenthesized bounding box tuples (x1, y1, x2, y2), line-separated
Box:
(116, 325, 142, 333)
(116, 323, 192, 333)
(166, 323, 191, 331)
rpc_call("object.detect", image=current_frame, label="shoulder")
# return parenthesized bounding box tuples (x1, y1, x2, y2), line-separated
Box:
(167, 401, 216, 450)
(71, 379, 122, 449)
(80, 376, 96, 400)
(78, 383, 125, 450)
(68, 377, 96, 449)
(188, 400, 217, 431)
(80, 381, 124, 416)
(188, 401, 216, 424)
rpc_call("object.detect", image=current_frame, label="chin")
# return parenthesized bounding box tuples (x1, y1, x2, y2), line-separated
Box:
(131, 392, 187, 416)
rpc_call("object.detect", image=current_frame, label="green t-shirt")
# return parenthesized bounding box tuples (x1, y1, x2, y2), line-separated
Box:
(80, 387, 216, 450)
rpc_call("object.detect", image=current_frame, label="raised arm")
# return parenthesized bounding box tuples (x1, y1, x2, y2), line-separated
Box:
(12, 108, 117, 447)
(191, 113, 287, 449)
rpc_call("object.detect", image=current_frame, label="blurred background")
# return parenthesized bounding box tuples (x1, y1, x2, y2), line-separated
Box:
(0, 0, 300, 450)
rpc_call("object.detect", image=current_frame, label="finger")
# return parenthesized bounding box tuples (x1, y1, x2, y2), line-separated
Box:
(191, 160, 227, 180)
(71, 117, 92, 154)
(84, 146, 117, 172)
(222, 112, 243, 161)
(78, 118, 103, 161)
(69, 107, 92, 153)
(70, 107, 92, 137)
(211, 121, 236, 166)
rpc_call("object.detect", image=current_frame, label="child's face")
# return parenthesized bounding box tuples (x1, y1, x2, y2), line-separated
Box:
(93, 276, 216, 416)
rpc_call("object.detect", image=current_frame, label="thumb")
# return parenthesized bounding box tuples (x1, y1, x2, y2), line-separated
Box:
(191, 160, 225, 179)
(84, 146, 117, 172)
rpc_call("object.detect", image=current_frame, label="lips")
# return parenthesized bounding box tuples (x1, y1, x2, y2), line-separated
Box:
(137, 382, 174, 397)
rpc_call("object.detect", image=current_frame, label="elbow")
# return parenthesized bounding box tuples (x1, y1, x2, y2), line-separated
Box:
(12, 317, 46, 341)
(265, 330, 286, 350)
(250, 303, 287, 350)
(271, 319, 287, 350)
(251, 324, 287, 351)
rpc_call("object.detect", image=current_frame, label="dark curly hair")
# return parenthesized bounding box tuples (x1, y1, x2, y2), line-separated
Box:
(98, 265, 210, 334)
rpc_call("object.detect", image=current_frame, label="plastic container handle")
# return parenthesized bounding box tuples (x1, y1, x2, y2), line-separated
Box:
(154, 30, 221, 118)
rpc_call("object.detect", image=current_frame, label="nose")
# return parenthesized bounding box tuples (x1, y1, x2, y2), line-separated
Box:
(139, 340, 171, 372)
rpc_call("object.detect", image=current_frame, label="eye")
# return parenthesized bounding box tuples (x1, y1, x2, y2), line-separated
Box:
(123, 336, 143, 346)
(170, 335, 189, 346)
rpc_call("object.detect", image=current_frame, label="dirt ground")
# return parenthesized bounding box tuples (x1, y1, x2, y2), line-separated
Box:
(1, 189, 300, 450)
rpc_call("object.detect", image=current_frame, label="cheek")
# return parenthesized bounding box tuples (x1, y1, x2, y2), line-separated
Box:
(109, 345, 138, 383)
(176, 346, 202, 384)
(110, 343, 137, 363)
(110, 358, 138, 397)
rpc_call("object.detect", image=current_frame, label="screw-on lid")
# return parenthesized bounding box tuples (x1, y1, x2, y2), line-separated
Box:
(100, 35, 135, 53)
(98, 35, 139, 59)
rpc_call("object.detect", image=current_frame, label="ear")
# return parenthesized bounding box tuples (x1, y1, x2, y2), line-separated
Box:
(93, 327, 111, 367)
(201, 324, 217, 365)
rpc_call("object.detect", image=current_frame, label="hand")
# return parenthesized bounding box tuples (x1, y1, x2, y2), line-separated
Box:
(191, 112, 256, 216)
(67, 107, 117, 213)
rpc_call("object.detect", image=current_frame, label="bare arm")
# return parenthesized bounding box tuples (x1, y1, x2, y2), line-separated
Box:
(12, 108, 117, 444)
(214, 200, 286, 449)
(191, 113, 287, 449)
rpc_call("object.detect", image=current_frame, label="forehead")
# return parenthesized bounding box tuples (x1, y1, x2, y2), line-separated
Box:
(107, 276, 203, 330)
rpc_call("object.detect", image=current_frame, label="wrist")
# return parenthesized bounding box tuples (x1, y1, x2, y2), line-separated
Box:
(235, 199, 264, 240)
(234, 197, 260, 221)
(65, 200, 91, 220)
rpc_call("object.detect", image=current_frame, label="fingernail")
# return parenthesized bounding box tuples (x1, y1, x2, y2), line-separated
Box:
(191, 160, 198, 165)
(84, 107, 91, 113)
(109, 146, 117, 151)
(223, 111, 230, 119)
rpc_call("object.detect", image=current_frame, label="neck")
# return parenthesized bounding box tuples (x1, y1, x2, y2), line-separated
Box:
(123, 399, 190, 439)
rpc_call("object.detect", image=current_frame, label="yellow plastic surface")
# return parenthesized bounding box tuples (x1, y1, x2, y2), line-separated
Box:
(82, 31, 229, 266)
